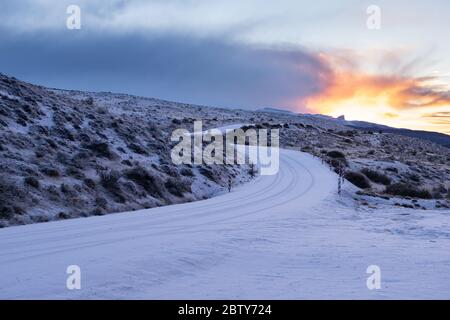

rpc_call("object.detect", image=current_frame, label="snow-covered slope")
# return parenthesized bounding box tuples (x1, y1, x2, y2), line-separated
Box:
(0, 148, 449, 299)
(2, 73, 449, 228)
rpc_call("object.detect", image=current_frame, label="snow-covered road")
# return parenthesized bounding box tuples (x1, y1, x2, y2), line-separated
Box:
(0, 149, 449, 299)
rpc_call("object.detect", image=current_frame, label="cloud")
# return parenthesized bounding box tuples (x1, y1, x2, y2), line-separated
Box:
(304, 51, 450, 113)
(423, 112, 450, 118)
(299, 50, 450, 134)
(396, 83, 450, 109)
(422, 112, 450, 126)
(383, 112, 400, 119)
(0, 31, 329, 109)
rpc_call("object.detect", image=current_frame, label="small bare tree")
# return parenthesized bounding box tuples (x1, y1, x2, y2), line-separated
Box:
(249, 162, 256, 178)
(337, 163, 346, 195)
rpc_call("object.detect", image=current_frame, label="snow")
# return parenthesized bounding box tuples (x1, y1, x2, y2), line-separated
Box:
(0, 149, 449, 299)
(188, 123, 249, 137)
(0, 89, 19, 100)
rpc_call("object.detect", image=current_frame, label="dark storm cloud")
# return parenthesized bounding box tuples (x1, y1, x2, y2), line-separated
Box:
(0, 31, 329, 109)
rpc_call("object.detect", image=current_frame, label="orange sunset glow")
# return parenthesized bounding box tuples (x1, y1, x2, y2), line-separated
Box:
(303, 54, 450, 134)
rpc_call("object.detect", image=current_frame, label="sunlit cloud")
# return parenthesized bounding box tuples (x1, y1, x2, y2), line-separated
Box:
(300, 51, 450, 134)
(384, 112, 400, 119)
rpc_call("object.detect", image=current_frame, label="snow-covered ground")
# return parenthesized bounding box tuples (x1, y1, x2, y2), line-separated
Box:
(0, 149, 449, 299)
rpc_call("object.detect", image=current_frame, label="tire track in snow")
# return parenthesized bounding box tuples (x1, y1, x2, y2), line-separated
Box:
(0, 150, 321, 264)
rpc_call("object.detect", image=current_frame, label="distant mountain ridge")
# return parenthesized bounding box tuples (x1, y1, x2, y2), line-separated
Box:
(335, 117, 450, 148)
(260, 110, 450, 148)
(257, 107, 296, 114)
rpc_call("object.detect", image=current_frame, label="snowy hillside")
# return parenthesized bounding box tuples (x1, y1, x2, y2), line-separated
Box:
(0, 74, 256, 226)
(1, 73, 450, 229)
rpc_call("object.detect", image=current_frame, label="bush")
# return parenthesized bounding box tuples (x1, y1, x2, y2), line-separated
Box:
(127, 143, 148, 155)
(41, 166, 61, 177)
(95, 197, 108, 209)
(60, 183, 74, 195)
(121, 159, 133, 167)
(327, 150, 346, 159)
(85, 97, 94, 106)
(408, 174, 421, 183)
(66, 166, 85, 180)
(58, 211, 70, 219)
(100, 170, 125, 203)
(125, 167, 164, 197)
(180, 168, 194, 177)
(432, 192, 443, 199)
(165, 178, 191, 197)
(361, 168, 391, 185)
(83, 178, 96, 189)
(100, 170, 119, 188)
(0, 206, 14, 219)
(432, 185, 447, 199)
(86, 142, 116, 159)
(344, 171, 371, 189)
(161, 164, 180, 178)
(385, 183, 432, 199)
(199, 167, 218, 183)
(24, 176, 40, 189)
(386, 167, 398, 173)
(329, 158, 348, 169)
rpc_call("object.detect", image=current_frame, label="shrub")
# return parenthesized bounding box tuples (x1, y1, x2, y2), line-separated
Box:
(408, 174, 421, 183)
(199, 167, 217, 183)
(329, 158, 347, 169)
(125, 167, 164, 197)
(72, 151, 91, 167)
(180, 168, 194, 177)
(24, 176, 40, 189)
(100, 170, 125, 203)
(127, 143, 148, 155)
(0, 206, 14, 219)
(121, 159, 133, 167)
(86, 142, 115, 159)
(344, 171, 371, 189)
(165, 178, 191, 197)
(60, 183, 73, 195)
(386, 167, 398, 173)
(361, 168, 391, 185)
(432, 185, 447, 199)
(161, 164, 180, 178)
(327, 150, 346, 159)
(100, 170, 120, 188)
(41, 166, 60, 177)
(58, 212, 70, 219)
(83, 178, 96, 189)
(32, 215, 50, 223)
(432, 192, 443, 199)
(85, 97, 94, 106)
(385, 183, 432, 199)
(95, 197, 108, 209)
(66, 166, 85, 180)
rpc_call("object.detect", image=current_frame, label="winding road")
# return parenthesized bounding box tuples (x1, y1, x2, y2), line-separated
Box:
(1, 148, 449, 299)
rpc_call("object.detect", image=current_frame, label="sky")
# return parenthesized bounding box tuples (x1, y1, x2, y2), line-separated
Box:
(0, 0, 449, 134)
